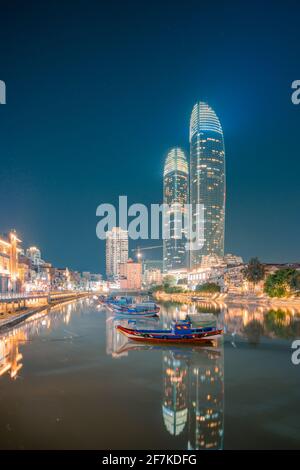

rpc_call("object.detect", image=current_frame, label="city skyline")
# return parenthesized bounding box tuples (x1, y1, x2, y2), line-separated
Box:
(0, 1, 300, 274)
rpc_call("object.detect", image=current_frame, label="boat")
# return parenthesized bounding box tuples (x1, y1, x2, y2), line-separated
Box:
(99, 295, 133, 305)
(111, 302, 160, 317)
(116, 319, 223, 344)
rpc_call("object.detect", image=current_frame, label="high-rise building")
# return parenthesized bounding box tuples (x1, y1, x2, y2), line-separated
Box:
(105, 227, 128, 279)
(189, 102, 225, 268)
(163, 147, 189, 272)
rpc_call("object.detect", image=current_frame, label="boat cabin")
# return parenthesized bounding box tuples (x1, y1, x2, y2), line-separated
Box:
(171, 320, 193, 334)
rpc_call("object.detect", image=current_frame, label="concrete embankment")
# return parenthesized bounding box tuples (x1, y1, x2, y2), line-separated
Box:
(0, 293, 91, 333)
(153, 290, 300, 308)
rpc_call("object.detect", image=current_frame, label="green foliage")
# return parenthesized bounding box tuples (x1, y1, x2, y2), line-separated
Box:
(290, 271, 300, 293)
(164, 285, 185, 294)
(177, 278, 188, 285)
(195, 282, 221, 293)
(149, 283, 184, 294)
(149, 284, 163, 293)
(264, 268, 297, 298)
(162, 275, 177, 288)
(243, 257, 265, 285)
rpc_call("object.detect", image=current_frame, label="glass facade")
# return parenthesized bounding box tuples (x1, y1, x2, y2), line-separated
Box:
(163, 148, 189, 272)
(189, 102, 225, 268)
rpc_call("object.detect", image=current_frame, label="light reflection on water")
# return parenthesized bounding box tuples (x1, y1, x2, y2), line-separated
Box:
(0, 298, 299, 449)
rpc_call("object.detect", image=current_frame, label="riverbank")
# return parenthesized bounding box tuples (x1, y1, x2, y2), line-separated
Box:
(153, 290, 300, 308)
(0, 292, 92, 333)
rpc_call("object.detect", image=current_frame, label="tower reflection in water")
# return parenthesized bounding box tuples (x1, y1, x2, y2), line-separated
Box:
(107, 310, 224, 450)
(162, 348, 224, 450)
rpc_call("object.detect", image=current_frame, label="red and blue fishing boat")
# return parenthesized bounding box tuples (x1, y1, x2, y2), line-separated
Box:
(116, 319, 223, 344)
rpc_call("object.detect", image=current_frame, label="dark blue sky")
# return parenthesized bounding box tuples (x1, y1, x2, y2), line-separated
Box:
(0, 0, 299, 273)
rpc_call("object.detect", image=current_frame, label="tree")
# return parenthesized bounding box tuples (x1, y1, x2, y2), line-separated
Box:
(177, 278, 188, 285)
(264, 268, 297, 298)
(242, 258, 265, 289)
(162, 275, 176, 289)
(290, 271, 300, 293)
(195, 282, 221, 293)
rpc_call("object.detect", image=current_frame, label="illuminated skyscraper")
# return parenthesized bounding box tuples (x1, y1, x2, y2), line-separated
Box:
(163, 148, 189, 272)
(189, 102, 225, 268)
(106, 227, 128, 279)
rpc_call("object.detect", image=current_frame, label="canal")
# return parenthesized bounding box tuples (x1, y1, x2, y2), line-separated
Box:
(0, 297, 299, 449)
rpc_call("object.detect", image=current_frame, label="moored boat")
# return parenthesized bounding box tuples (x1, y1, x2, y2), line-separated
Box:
(111, 302, 160, 317)
(116, 319, 223, 344)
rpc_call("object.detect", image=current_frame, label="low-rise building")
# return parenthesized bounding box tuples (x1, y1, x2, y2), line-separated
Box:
(119, 259, 142, 290)
(143, 268, 163, 287)
(0, 231, 22, 293)
(188, 253, 244, 290)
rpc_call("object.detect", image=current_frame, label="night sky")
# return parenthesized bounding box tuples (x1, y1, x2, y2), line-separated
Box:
(0, 0, 299, 274)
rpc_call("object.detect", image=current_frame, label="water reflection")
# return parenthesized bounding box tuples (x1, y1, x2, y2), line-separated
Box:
(0, 300, 81, 380)
(0, 298, 299, 449)
(163, 348, 224, 450)
(107, 308, 224, 450)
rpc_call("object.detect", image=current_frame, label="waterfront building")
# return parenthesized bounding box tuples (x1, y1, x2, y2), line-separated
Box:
(0, 231, 21, 293)
(188, 254, 243, 290)
(25, 246, 43, 267)
(143, 268, 162, 287)
(189, 102, 225, 268)
(119, 258, 142, 290)
(163, 147, 189, 272)
(200, 254, 226, 269)
(143, 259, 163, 273)
(106, 227, 128, 279)
(224, 253, 244, 266)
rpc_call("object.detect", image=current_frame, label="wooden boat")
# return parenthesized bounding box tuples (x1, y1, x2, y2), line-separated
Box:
(108, 305, 159, 318)
(108, 301, 160, 317)
(99, 295, 133, 305)
(116, 320, 223, 344)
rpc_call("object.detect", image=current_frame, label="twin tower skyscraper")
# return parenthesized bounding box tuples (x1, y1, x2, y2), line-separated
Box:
(163, 102, 226, 272)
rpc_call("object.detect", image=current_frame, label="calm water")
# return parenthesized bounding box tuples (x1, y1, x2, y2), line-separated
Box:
(0, 298, 300, 450)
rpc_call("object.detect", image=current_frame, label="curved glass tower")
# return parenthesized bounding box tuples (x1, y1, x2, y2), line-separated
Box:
(189, 102, 225, 268)
(163, 147, 189, 272)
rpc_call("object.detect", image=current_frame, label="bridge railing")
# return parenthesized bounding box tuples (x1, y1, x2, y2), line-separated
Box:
(0, 291, 89, 302)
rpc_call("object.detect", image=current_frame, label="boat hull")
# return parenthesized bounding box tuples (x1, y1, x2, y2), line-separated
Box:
(107, 304, 159, 317)
(116, 325, 223, 344)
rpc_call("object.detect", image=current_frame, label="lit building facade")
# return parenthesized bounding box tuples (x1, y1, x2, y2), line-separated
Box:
(119, 258, 142, 290)
(143, 268, 162, 287)
(26, 246, 43, 266)
(0, 231, 21, 293)
(163, 148, 189, 272)
(189, 102, 225, 268)
(106, 227, 128, 279)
